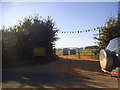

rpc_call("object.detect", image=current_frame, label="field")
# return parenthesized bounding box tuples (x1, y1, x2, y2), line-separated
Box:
(56, 49, 99, 60)
(56, 49, 98, 55)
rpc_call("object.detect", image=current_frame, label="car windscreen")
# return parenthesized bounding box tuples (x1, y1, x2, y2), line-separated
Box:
(106, 37, 120, 54)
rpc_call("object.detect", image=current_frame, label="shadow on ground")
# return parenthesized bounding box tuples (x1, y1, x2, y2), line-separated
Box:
(2, 58, 117, 88)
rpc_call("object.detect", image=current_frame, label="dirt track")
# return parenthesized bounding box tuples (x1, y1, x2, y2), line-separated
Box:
(2, 58, 118, 88)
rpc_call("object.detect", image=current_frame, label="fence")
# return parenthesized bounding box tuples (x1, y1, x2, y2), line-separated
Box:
(56, 49, 99, 60)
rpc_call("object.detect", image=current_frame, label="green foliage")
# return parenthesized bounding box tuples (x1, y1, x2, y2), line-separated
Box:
(85, 45, 99, 49)
(94, 14, 120, 49)
(2, 14, 59, 65)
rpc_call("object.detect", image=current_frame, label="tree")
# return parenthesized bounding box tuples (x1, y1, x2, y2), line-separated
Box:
(85, 45, 99, 49)
(94, 14, 120, 49)
(2, 14, 59, 66)
(21, 15, 59, 59)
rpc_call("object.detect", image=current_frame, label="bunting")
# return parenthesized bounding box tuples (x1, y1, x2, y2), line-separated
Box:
(56, 27, 101, 34)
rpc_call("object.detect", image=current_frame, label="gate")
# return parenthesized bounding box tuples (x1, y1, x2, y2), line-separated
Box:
(56, 48, 99, 60)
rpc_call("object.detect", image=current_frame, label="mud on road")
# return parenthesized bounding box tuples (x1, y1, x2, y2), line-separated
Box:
(2, 58, 118, 88)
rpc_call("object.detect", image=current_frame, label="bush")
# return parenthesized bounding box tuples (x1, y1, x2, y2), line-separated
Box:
(2, 15, 59, 67)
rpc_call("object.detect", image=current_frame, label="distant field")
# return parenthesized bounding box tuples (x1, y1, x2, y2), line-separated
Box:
(56, 49, 98, 56)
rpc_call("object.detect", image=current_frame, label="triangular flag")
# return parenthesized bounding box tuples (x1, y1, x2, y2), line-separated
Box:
(97, 27, 99, 29)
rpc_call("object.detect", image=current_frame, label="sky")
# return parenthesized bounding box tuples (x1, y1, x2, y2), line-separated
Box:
(0, 1, 119, 48)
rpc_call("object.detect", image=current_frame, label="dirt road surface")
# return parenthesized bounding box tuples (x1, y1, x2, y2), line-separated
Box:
(2, 58, 119, 88)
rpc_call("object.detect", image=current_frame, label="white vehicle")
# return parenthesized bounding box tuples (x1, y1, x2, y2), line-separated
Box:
(99, 37, 120, 89)
(99, 37, 120, 76)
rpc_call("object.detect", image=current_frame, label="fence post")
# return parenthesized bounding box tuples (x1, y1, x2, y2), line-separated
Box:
(78, 49, 80, 60)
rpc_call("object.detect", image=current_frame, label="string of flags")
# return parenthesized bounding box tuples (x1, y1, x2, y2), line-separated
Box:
(56, 27, 103, 34)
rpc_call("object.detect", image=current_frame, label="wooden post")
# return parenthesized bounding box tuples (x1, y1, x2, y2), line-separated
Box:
(78, 49, 80, 60)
